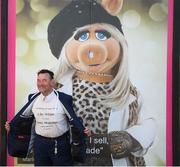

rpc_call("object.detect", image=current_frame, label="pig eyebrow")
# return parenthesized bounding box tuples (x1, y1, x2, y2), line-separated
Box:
(74, 30, 89, 40)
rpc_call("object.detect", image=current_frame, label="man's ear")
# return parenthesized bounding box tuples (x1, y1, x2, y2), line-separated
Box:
(101, 0, 124, 16)
(51, 79, 56, 87)
(51, 79, 63, 90)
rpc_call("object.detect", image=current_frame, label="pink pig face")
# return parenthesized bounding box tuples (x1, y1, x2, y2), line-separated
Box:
(65, 24, 121, 75)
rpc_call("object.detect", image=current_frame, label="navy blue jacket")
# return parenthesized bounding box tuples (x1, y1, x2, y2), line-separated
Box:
(8, 91, 86, 161)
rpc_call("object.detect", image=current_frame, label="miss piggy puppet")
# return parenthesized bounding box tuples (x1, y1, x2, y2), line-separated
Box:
(47, 0, 156, 166)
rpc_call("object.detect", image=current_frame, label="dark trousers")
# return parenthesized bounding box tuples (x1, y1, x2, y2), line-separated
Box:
(34, 131, 73, 166)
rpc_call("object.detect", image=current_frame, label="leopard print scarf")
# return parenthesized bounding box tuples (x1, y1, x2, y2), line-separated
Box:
(128, 86, 146, 166)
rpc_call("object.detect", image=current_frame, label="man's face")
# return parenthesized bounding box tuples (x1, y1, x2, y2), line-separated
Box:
(37, 73, 54, 96)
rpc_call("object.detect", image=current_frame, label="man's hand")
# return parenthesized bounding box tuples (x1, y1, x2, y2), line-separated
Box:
(5, 121, 11, 133)
(84, 127, 91, 136)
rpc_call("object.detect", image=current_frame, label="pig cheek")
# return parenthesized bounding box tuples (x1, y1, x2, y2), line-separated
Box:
(66, 42, 79, 66)
(106, 40, 120, 65)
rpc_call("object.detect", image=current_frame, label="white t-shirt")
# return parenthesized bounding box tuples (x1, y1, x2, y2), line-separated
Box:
(32, 91, 69, 138)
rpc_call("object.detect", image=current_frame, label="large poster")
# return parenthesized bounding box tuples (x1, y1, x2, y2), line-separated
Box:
(7, 0, 173, 166)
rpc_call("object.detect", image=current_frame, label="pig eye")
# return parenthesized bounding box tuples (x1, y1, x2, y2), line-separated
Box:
(95, 30, 111, 41)
(74, 31, 89, 42)
(79, 33, 89, 41)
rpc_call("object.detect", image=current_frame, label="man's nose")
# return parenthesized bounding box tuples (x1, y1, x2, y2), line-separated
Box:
(37, 82, 43, 86)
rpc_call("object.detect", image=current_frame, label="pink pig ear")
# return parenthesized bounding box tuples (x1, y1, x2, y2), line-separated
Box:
(101, 0, 124, 16)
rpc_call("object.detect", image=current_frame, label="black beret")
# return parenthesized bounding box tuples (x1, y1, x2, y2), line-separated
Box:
(48, 0, 123, 59)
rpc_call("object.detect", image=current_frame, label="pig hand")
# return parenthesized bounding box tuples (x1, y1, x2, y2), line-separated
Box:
(108, 131, 141, 159)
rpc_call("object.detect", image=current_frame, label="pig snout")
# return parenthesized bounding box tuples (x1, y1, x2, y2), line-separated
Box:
(77, 42, 108, 66)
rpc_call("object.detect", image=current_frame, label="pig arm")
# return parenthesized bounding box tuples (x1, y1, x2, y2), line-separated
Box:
(108, 93, 156, 158)
(125, 94, 157, 156)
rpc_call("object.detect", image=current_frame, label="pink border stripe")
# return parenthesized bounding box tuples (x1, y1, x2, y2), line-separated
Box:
(7, 0, 16, 166)
(166, 0, 174, 165)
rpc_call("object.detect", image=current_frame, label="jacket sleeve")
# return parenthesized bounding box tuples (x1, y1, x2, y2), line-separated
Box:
(125, 93, 157, 156)
(8, 93, 38, 158)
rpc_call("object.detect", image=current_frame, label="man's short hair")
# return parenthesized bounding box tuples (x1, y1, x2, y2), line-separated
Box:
(37, 69, 54, 79)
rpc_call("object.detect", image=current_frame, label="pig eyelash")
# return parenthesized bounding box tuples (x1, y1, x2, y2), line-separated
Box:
(74, 30, 90, 41)
(74, 29, 111, 41)
(95, 30, 111, 41)
(95, 30, 111, 37)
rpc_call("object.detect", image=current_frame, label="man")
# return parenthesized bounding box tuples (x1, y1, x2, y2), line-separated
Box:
(5, 69, 90, 166)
